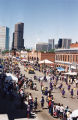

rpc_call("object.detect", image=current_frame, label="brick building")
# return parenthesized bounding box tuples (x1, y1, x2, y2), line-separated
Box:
(70, 43, 78, 48)
(55, 48, 78, 71)
(27, 51, 55, 62)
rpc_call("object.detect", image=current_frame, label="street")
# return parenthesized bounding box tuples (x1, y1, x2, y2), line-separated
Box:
(19, 63, 78, 120)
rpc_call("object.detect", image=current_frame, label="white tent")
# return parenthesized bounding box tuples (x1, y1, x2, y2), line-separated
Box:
(21, 59, 28, 62)
(5, 73, 18, 83)
(64, 71, 77, 76)
(12, 56, 16, 59)
(71, 66, 76, 69)
(71, 109, 78, 118)
(39, 59, 53, 64)
(29, 61, 34, 64)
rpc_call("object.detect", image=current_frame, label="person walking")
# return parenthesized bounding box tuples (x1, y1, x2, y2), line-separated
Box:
(68, 84, 71, 91)
(34, 97, 38, 112)
(41, 96, 44, 109)
(77, 89, 78, 99)
(41, 81, 43, 91)
(71, 89, 74, 98)
(62, 88, 65, 98)
(27, 104, 30, 118)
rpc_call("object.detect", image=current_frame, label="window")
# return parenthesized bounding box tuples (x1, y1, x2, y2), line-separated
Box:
(73, 55, 74, 62)
(68, 55, 69, 62)
(65, 55, 67, 61)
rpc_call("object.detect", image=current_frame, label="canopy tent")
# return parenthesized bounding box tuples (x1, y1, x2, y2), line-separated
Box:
(39, 59, 53, 64)
(71, 65, 76, 69)
(29, 61, 34, 64)
(63, 71, 77, 76)
(5, 73, 18, 83)
(21, 59, 28, 62)
(56, 67, 65, 72)
(12, 56, 16, 59)
(71, 109, 78, 118)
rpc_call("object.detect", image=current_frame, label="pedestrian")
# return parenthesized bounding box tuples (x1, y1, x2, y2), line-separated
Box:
(77, 89, 78, 99)
(58, 83, 63, 90)
(27, 104, 30, 118)
(50, 101, 54, 116)
(41, 96, 44, 109)
(62, 88, 65, 98)
(63, 111, 67, 120)
(50, 82, 53, 91)
(48, 100, 51, 114)
(41, 81, 43, 91)
(34, 97, 38, 112)
(59, 104, 64, 119)
(68, 84, 71, 91)
(56, 103, 60, 118)
(70, 89, 74, 98)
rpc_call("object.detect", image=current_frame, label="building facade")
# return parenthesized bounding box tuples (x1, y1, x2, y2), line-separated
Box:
(55, 48, 78, 71)
(12, 22, 24, 50)
(48, 39, 55, 51)
(0, 26, 9, 50)
(58, 38, 72, 49)
(36, 43, 48, 51)
(70, 42, 78, 48)
(27, 51, 55, 63)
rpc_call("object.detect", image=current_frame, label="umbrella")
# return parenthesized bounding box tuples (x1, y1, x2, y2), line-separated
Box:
(39, 59, 53, 64)
(71, 109, 78, 118)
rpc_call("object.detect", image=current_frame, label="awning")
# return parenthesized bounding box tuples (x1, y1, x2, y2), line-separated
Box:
(56, 67, 65, 72)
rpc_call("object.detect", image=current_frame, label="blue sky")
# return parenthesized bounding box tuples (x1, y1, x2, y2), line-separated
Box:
(0, 0, 78, 49)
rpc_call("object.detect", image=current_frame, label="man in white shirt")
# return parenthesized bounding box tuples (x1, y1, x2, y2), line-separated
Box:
(60, 104, 64, 118)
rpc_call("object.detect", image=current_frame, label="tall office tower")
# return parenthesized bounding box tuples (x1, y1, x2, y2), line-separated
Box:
(0, 26, 9, 50)
(48, 39, 55, 51)
(58, 38, 72, 49)
(12, 22, 24, 50)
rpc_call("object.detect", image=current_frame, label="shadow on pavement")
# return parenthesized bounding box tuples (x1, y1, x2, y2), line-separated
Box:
(0, 94, 36, 120)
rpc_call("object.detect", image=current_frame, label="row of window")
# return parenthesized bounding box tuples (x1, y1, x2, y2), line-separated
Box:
(56, 54, 78, 63)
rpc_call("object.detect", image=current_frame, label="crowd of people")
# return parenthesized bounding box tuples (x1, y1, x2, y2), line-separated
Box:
(0, 57, 78, 120)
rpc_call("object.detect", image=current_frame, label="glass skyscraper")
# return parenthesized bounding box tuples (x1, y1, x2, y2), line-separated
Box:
(0, 26, 9, 50)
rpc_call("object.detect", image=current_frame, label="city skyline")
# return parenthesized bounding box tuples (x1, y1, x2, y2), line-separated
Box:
(0, 0, 78, 49)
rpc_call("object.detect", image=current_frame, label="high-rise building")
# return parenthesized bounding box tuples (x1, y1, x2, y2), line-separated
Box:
(58, 38, 72, 49)
(12, 22, 24, 50)
(36, 42, 48, 51)
(0, 26, 9, 50)
(48, 39, 55, 51)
